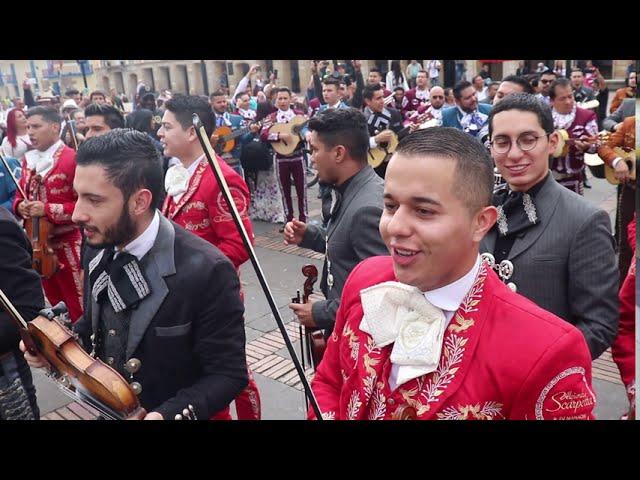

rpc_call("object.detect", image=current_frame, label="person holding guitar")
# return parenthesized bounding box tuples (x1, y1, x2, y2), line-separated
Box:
(209, 90, 254, 178)
(260, 87, 309, 225)
(549, 78, 599, 195)
(597, 115, 636, 283)
(363, 84, 406, 179)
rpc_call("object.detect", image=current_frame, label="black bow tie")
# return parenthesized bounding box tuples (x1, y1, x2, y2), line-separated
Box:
(493, 189, 539, 237)
(89, 249, 151, 313)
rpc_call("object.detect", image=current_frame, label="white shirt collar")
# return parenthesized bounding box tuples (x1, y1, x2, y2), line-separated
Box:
(423, 255, 481, 316)
(118, 210, 161, 261)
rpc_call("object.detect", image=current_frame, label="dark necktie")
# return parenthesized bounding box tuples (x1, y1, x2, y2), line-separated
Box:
(89, 249, 151, 313)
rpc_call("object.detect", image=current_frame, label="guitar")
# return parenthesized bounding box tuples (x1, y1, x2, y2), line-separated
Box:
(268, 115, 309, 156)
(212, 122, 261, 154)
(367, 113, 431, 168)
(585, 147, 636, 185)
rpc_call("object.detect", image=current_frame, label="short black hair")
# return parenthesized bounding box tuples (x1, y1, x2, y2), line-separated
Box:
(549, 77, 572, 100)
(363, 83, 383, 101)
(395, 127, 494, 214)
(90, 90, 106, 100)
(453, 80, 473, 100)
(76, 129, 164, 210)
(84, 103, 125, 129)
(275, 87, 292, 97)
(308, 108, 369, 163)
(539, 70, 557, 79)
(488, 93, 554, 138)
(322, 77, 341, 88)
(65, 88, 80, 97)
(210, 89, 226, 99)
(164, 94, 215, 137)
(26, 106, 62, 125)
(369, 67, 381, 75)
(501, 75, 533, 94)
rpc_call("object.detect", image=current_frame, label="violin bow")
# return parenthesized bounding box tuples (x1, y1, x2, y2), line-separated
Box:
(0, 151, 27, 199)
(191, 114, 323, 420)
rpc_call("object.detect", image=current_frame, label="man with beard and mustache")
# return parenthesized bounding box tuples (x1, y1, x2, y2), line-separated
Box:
(13, 106, 84, 322)
(21, 129, 249, 420)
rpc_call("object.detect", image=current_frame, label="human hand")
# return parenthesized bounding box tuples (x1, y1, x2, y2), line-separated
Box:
(614, 160, 630, 183)
(19, 340, 50, 369)
(288, 301, 316, 327)
(283, 218, 307, 245)
(28, 201, 45, 217)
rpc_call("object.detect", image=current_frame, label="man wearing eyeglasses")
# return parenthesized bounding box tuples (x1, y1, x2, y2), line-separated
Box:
(535, 70, 557, 106)
(481, 93, 618, 361)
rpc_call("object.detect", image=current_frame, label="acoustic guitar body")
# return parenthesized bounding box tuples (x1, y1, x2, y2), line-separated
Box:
(269, 116, 307, 156)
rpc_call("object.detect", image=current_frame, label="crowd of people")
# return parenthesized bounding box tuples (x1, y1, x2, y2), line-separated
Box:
(0, 59, 635, 420)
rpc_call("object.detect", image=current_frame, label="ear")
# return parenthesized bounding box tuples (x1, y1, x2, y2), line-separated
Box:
(334, 144, 347, 164)
(186, 125, 198, 143)
(130, 189, 153, 217)
(472, 205, 498, 243)
(547, 130, 560, 157)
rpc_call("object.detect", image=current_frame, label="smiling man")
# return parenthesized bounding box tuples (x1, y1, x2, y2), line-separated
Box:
(310, 127, 596, 420)
(481, 93, 618, 360)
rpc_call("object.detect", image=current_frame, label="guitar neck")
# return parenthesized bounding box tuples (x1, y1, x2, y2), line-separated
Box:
(222, 126, 254, 141)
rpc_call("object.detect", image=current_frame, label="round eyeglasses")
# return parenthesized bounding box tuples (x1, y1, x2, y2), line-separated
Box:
(490, 133, 550, 154)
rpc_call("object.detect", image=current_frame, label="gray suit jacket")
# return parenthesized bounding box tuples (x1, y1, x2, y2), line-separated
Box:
(300, 166, 388, 333)
(75, 213, 248, 419)
(480, 173, 619, 359)
(603, 98, 635, 131)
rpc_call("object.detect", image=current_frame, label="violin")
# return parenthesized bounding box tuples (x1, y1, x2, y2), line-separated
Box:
(294, 265, 327, 371)
(0, 290, 145, 420)
(23, 173, 59, 279)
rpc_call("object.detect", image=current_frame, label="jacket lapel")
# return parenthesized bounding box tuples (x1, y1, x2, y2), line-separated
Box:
(167, 160, 207, 220)
(126, 215, 176, 358)
(506, 173, 561, 261)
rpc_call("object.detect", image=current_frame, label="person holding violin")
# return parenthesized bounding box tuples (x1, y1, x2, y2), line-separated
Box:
(549, 77, 599, 195)
(285, 108, 387, 340)
(13, 106, 84, 323)
(158, 95, 261, 420)
(310, 127, 596, 420)
(22, 129, 249, 420)
(0, 205, 43, 420)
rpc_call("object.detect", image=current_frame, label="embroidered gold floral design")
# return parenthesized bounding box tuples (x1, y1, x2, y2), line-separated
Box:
(47, 173, 68, 183)
(346, 390, 362, 420)
(185, 219, 211, 231)
(322, 411, 336, 420)
(50, 185, 71, 195)
(183, 201, 207, 214)
(342, 325, 359, 362)
(437, 401, 504, 420)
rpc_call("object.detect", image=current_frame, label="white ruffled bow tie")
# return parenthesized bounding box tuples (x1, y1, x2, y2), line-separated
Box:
(360, 281, 446, 387)
(26, 150, 53, 175)
(164, 164, 190, 198)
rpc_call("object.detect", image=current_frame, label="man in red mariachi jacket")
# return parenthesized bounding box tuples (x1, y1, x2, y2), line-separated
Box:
(403, 70, 431, 118)
(611, 215, 636, 418)
(13, 106, 83, 322)
(549, 78, 599, 195)
(310, 128, 595, 420)
(157, 94, 261, 420)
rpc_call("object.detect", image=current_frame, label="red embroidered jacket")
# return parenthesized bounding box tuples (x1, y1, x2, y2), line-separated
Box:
(161, 158, 253, 269)
(310, 256, 596, 420)
(13, 144, 81, 245)
(611, 215, 636, 403)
